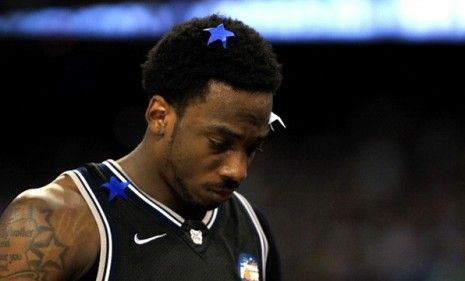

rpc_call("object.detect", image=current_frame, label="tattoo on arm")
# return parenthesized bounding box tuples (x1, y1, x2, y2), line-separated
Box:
(0, 205, 69, 280)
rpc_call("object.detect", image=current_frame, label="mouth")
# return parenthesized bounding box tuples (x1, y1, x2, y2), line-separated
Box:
(209, 188, 234, 201)
(205, 180, 239, 203)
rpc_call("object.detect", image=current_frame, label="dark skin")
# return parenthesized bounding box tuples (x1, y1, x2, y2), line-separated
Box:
(0, 80, 273, 280)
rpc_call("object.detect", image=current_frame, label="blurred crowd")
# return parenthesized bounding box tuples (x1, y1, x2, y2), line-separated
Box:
(243, 98, 465, 281)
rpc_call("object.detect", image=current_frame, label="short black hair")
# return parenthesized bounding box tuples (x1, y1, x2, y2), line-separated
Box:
(141, 14, 282, 112)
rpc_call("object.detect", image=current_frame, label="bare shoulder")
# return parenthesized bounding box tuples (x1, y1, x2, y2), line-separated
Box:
(0, 174, 99, 281)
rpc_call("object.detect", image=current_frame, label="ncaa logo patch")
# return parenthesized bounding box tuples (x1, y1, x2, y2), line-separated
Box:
(238, 253, 259, 281)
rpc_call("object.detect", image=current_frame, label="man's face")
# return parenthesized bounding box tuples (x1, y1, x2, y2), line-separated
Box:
(163, 80, 273, 210)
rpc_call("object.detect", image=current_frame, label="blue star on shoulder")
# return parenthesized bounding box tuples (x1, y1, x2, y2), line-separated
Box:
(101, 176, 129, 202)
(203, 23, 235, 48)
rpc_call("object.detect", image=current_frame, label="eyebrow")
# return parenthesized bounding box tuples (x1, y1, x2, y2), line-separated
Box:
(206, 124, 269, 141)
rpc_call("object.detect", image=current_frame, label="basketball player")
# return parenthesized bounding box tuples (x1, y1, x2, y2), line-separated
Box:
(0, 14, 282, 281)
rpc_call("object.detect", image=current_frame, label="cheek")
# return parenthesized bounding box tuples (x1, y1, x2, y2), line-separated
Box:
(204, 155, 224, 171)
(170, 140, 212, 180)
(169, 125, 222, 183)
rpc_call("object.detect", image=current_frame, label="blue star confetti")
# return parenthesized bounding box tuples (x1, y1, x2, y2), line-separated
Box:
(203, 23, 235, 49)
(101, 176, 129, 202)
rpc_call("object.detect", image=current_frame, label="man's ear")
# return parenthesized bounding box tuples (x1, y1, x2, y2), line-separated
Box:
(145, 95, 173, 136)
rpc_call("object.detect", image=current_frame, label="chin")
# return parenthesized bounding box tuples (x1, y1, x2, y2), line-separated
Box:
(191, 200, 222, 212)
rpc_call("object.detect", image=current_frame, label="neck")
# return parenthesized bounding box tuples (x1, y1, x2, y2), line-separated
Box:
(116, 138, 206, 220)
(117, 139, 175, 208)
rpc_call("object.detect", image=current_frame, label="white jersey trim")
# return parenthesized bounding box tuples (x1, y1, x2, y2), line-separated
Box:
(64, 170, 113, 281)
(233, 192, 269, 281)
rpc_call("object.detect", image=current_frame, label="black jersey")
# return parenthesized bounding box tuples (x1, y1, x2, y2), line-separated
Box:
(65, 160, 280, 281)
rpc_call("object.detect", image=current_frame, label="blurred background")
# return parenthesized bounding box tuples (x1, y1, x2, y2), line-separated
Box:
(1, 1, 465, 280)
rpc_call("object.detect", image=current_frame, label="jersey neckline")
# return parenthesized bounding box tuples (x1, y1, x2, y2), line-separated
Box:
(102, 159, 218, 229)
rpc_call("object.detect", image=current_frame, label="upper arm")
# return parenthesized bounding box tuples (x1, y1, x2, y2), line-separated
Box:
(0, 179, 99, 281)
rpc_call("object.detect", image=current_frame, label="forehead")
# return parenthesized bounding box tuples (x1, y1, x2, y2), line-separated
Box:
(183, 81, 273, 132)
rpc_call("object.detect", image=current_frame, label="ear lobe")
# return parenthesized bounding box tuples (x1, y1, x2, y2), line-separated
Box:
(146, 95, 170, 135)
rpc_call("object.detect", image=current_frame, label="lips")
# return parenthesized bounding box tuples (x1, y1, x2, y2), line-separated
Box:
(210, 189, 234, 201)
(205, 181, 238, 202)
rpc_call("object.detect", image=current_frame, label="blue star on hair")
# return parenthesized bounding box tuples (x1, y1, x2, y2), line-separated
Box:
(101, 176, 129, 202)
(203, 23, 235, 48)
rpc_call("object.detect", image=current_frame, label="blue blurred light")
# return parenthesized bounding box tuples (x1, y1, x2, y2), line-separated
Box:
(1, 0, 465, 42)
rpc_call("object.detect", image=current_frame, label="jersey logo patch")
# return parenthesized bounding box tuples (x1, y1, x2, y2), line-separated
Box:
(238, 253, 259, 281)
(134, 233, 167, 245)
(189, 229, 203, 245)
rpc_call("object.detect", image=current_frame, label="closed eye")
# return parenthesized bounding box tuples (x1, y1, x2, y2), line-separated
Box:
(208, 138, 232, 152)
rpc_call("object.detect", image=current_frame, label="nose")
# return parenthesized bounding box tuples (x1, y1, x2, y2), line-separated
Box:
(218, 151, 248, 183)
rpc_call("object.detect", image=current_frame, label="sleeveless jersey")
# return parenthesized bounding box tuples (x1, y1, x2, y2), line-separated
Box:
(64, 160, 279, 281)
